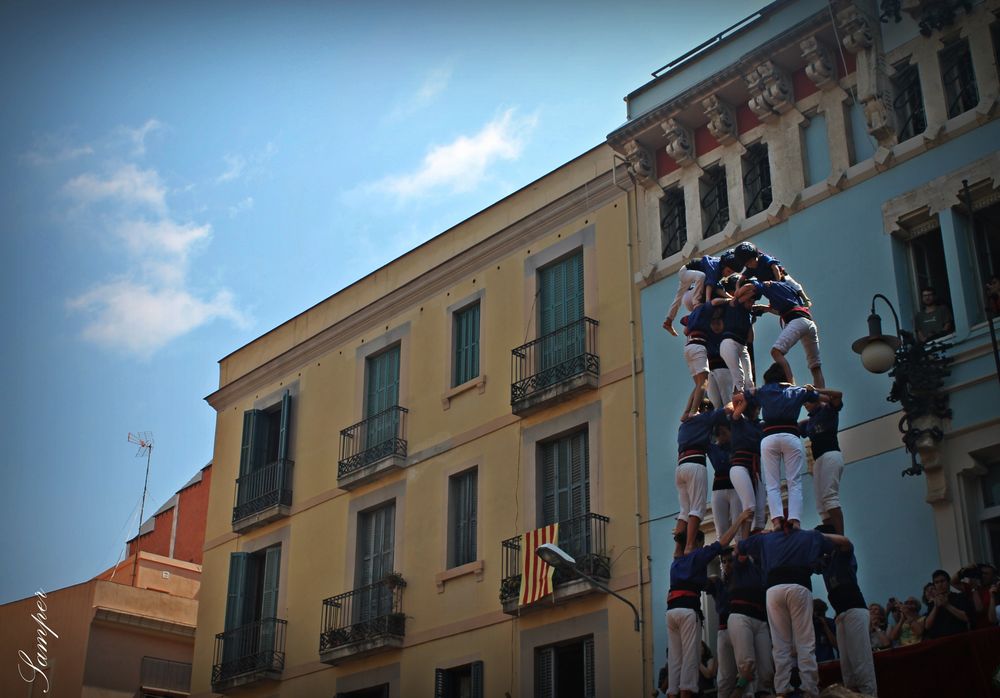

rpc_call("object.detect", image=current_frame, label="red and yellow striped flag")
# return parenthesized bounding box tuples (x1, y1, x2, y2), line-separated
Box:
(519, 523, 559, 605)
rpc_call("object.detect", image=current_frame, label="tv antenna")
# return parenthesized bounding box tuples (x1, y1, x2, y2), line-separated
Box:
(127, 431, 154, 587)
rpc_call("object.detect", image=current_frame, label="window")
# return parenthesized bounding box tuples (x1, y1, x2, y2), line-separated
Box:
(905, 225, 954, 338)
(453, 302, 481, 386)
(235, 390, 293, 525)
(356, 502, 396, 622)
(365, 344, 401, 446)
(969, 200, 1000, 313)
(339, 687, 389, 698)
(540, 430, 590, 560)
(448, 469, 478, 568)
(435, 662, 484, 698)
(892, 62, 926, 141)
(538, 251, 585, 371)
(980, 460, 1000, 565)
(240, 391, 291, 476)
(803, 113, 830, 186)
(223, 545, 282, 663)
(701, 165, 729, 236)
(660, 187, 686, 259)
(743, 142, 772, 216)
(940, 39, 978, 118)
(535, 636, 595, 698)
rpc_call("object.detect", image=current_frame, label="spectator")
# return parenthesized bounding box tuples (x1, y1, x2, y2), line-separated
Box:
(697, 641, 716, 697)
(986, 274, 1000, 317)
(889, 596, 925, 646)
(924, 569, 972, 639)
(914, 287, 953, 342)
(953, 563, 996, 628)
(813, 599, 838, 662)
(921, 583, 935, 617)
(868, 604, 890, 650)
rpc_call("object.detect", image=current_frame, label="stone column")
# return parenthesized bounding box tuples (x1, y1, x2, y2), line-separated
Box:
(837, 3, 898, 147)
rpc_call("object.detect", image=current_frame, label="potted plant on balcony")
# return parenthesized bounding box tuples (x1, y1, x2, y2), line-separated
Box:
(383, 571, 407, 589)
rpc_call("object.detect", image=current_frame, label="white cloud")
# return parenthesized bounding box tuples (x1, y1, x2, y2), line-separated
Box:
(228, 196, 254, 217)
(119, 118, 164, 156)
(370, 109, 537, 200)
(216, 142, 276, 184)
(386, 66, 452, 121)
(21, 143, 94, 166)
(114, 218, 211, 258)
(64, 164, 167, 213)
(68, 281, 247, 358)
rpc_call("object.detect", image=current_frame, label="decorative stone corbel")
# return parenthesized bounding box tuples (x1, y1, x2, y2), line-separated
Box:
(624, 139, 656, 187)
(863, 93, 897, 146)
(745, 60, 794, 122)
(836, 5, 873, 54)
(701, 95, 738, 145)
(801, 36, 836, 90)
(661, 118, 695, 166)
(825, 169, 847, 192)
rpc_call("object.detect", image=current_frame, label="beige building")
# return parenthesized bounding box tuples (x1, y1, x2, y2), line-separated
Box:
(191, 145, 654, 696)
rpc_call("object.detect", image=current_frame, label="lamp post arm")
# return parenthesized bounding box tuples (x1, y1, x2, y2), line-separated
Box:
(872, 293, 901, 338)
(572, 566, 641, 632)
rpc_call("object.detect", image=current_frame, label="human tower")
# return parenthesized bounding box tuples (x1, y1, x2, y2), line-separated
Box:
(661, 242, 874, 698)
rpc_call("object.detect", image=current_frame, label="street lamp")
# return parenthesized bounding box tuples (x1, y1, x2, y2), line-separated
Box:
(851, 293, 902, 373)
(535, 543, 641, 632)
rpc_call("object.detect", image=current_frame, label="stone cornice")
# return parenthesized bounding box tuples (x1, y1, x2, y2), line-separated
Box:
(205, 165, 630, 411)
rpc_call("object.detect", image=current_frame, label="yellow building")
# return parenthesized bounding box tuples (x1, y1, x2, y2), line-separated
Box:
(191, 144, 654, 696)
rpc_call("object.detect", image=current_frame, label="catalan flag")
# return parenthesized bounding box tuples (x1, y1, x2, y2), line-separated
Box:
(519, 523, 559, 605)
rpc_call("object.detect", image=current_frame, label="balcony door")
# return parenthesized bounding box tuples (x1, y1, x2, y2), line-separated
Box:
(223, 545, 281, 666)
(356, 502, 395, 623)
(538, 251, 584, 374)
(364, 345, 400, 451)
(540, 430, 590, 560)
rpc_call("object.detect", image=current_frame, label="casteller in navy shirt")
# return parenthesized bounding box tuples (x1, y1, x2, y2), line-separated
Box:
(744, 383, 820, 431)
(737, 527, 833, 591)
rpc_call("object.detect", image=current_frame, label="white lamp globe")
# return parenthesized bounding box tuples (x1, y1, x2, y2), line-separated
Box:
(861, 340, 896, 374)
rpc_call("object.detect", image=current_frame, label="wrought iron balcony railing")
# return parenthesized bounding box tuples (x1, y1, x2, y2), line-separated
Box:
(510, 317, 599, 405)
(212, 617, 286, 688)
(319, 575, 406, 654)
(338, 406, 409, 478)
(140, 656, 192, 694)
(500, 512, 611, 604)
(232, 459, 293, 524)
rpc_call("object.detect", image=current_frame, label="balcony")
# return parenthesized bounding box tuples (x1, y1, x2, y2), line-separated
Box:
(140, 656, 191, 696)
(211, 618, 286, 692)
(319, 575, 407, 665)
(499, 512, 610, 615)
(337, 406, 409, 489)
(510, 317, 599, 416)
(232, 459, 293, 533)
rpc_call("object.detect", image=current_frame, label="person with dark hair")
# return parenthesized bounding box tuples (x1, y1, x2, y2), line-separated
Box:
(924, 568, 971, 639)
(952, 563, 998, 628)
(737, 525, 836, 698)
(675, 400, 731, 554)
(706, 312, 733, 410)
(720, 280, 757, 395)
(666, 510, 751, 698)
(816, 525, 877, 695)
(706, 549, 736, 698)
(727, 544, 775, 697)
(801, 389, 846, 534)
(710, 423, 741, 544)
(914, 287, 953, 343)
(812, 599, 838, 663)
(663, 252, 739, 337)
(697, 641, 717, 696)
(733, 240, 812, 306)
(680, 302, 726, 420)
(727, 404, 764, 541)
(733, 366, 839, 530)
(747, 277, 825, 388)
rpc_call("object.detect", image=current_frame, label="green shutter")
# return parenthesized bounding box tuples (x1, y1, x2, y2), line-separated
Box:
(541, 442, 557, 525)
(224, 552, 251, 631)
(357, 503, 396, 621)
(277, 391, 291, 462)
(239, 410, 268, 477)
(259, 546, 281, 652)
(583, 637, 596, 698)
(539, 251, 585, 372)
(535, 647, 555, 698)
(365, 345, 401, 448)
(451, 470, 478, 567)
(470, 661, 484, 698)
(541, 431, 590, 555)
(453, 302, 480, 386)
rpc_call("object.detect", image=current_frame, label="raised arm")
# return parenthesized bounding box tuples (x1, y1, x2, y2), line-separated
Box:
(719, 510, 753, 548)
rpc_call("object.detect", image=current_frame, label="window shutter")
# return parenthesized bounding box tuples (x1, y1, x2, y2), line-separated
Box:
(434, 668, 448, 698)
(583, 637, 596, 698)
(224, 552, 251, 631)
(535, 647, 555, 698)
(260, 546, 281, 620)
(239, 410, 267, 477)
(277, 390, 291, 462)
(541, 442, 557, 525)
(470, 661, 484, 698)
(570, 431, 590, 518)
(453, 303, 480, 386)
(467, 471, 478, 564)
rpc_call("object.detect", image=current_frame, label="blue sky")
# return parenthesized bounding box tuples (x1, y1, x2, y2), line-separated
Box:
(0, 0, 767, 603)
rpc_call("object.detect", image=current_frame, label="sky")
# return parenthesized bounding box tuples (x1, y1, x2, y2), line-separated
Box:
(0, 0, 768, 604)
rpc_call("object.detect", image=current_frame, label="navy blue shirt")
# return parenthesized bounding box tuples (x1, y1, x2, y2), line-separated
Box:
(722, 301, 753, 344)
(706, 576, 731, 628)
(670, 541, 723, 592)
(729, 554, 768, 621)
(684, 301, 715, 338)
(746, 383, 820, 427)
(709, 443, 732, 490)
(821, 549, 867, 615)
(729, 416, 763, 458)
(750, 279, 804, 314)
(696, 255, 724, 290)
(745, 253, 782, 282)
(678, 408, 727, 454)
(801, 401, 842, 458)
(738, 528, 833, 590)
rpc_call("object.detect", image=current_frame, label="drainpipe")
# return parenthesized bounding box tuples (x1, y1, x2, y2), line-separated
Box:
(613, 154, 649, 696)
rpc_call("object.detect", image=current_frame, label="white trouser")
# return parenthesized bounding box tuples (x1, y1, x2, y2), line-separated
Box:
(813, 450, 844, 518)
(720, 338, 754, 393)
(766, 583, 818, 697)
(707, 366, 733, 410)
(761, 433, 805, 522)
(729, 465, 757, 514)
(773, 316, 821, 369)
(667, 607, 702, 694)
(711, 488, 741, 537)
(836, 608, 877, 696)
(676, 462, 708, 519)
(667, 267, 706, 322)
(717, 627, 737, 698)
(684, 342, 709, 378)
(728, 613, 774, 696)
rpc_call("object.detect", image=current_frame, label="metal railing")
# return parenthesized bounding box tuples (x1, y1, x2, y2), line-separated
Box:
(140, 656, 191, 693)
(510, 317, 599, 405)
(212, 618, 286, 688)
(338, 406, 409, 478)
(232, 459, 293, 524)
(893, 64, 926, 141)
(941, 41, 978, 118)
(500, 512, 611, 603)
(743, 143, 772, 217)
(660, 189, 687, 259)
(701, 166, 730, 237)
(319, 575, 406, 653)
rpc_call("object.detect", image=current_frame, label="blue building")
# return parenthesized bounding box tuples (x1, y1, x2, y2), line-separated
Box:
(607, 0, 1000, 662)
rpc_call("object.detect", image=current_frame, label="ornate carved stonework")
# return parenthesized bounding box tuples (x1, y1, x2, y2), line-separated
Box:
(701, 95, 738, 145)
(745, 60, 794, 122)
(837, 5, 873, 54)
(801, 36, 836, 90)
(623, 139, 655, 185)
(661, 118, 695, 166)
(864, 93, 897, 144)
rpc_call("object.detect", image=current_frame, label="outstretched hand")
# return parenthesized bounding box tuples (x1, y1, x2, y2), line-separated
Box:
(663, 317, 678, 336)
